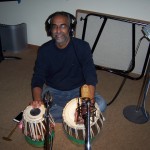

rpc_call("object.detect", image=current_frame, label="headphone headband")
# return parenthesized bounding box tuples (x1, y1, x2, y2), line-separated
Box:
(45, 11, 77, 37)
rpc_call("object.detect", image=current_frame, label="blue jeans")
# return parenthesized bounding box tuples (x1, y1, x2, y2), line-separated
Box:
(42, 86, 107, 123)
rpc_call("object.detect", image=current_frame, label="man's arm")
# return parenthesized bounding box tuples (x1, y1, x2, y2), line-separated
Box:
(32, 87, 42, 101)
(88, 84, 95, 103)
(31, 87, 43, 107)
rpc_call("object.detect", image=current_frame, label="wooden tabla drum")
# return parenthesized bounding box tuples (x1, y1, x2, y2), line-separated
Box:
(62, 98, 105, 144)
(22, 105, 55, 147)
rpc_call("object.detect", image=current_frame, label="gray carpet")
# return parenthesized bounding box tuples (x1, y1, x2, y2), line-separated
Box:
(0, 46, 150, 150)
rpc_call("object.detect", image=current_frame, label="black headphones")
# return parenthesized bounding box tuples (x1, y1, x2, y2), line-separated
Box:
(45, 11, 77, 37)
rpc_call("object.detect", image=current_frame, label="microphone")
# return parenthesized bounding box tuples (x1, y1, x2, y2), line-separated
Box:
(43, 91, 53, 108)
(81, 85, 96, 121)
(75, 85, 97, 124)
(80, 85, 91, 117)
(81, 84, 91, 100)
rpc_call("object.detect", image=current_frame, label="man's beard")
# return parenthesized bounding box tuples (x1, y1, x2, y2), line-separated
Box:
(52, 33, 70, 46)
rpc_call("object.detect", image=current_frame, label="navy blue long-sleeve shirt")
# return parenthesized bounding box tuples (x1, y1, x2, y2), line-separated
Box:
(31, 37, 98, 91)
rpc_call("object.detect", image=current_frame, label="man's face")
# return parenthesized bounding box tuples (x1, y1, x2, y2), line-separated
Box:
(51, 15, 70, 48)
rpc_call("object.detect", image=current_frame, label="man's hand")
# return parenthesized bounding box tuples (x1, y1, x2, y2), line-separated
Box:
(30, 100, 43, 108)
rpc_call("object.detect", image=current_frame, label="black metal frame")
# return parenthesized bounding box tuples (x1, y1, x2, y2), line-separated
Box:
(80, 13, 150, 80)
(0, 0, 21, 3)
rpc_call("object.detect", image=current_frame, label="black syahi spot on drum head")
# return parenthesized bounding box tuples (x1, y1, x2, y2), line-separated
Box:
(30, 108, 41, 116)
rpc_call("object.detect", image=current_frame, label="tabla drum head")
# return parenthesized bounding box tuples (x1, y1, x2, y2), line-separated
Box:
(23, 105, 45, 123)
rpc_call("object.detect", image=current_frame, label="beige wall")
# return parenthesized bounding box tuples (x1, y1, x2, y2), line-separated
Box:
(0, 0, 150, 45)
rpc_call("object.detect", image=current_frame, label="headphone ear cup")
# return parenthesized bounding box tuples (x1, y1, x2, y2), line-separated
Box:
(45, 14, 53, 36)
(71, 22, 76, 36)
(45, 23, 51, 36)
(68, 14, 77, 37)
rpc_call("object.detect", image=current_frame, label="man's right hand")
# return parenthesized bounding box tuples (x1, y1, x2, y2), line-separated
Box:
(31, 87, 43, 108)
(31, 100, 43, 108)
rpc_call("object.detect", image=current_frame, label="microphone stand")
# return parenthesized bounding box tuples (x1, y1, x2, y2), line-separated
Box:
(82, 98, 91, 150)
(123, 54, 150, 124)
(43, 92, 53, 150)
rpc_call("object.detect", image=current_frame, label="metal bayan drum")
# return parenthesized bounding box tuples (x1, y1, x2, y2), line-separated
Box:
(62, 98, 105, 144)
(22, 105, 55, 147)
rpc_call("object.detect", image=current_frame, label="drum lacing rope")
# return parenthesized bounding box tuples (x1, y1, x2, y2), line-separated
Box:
(95, 111, 104, 134)
(90, 126, 94, 138)
(35, 123, 38, 140)
(30, 123, 36, 140)
(95, 122, 100, 134)
(24, 120, 27, 136)
(33, 123, 37, 140)
(49, 113, 55, 127)
(100, 112, 105, 122)
(75, 128, 79, 139)
(36, 123, 42, 140)
(28, 123, 32, 139)
(40, 122, 45, 140)
(69, 125, 72, 137)
(100, 116, 104, 127)
(83, 128, 85, 140)
(64, 122, 67, 133)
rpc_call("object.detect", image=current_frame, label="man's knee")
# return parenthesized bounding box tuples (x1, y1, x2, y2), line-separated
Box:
(95, 93, 107, 112)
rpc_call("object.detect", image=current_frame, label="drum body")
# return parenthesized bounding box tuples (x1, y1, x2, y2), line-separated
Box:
(62, 98, 105, 144)
(22, 105, 55, 147)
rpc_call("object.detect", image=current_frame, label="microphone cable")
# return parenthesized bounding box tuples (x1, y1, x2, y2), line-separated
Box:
(107, 36, 145, 106)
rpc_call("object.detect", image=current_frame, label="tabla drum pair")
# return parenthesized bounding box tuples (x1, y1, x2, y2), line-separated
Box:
(22, 105, 55, 147)
(62, 98, 105, 145)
